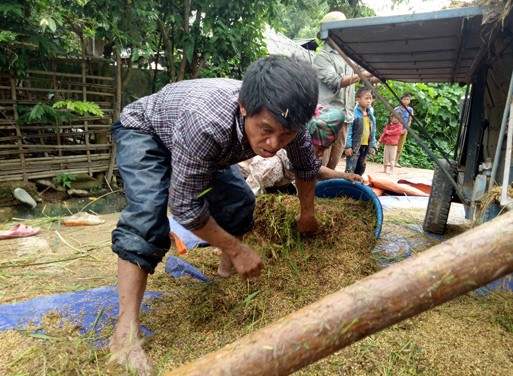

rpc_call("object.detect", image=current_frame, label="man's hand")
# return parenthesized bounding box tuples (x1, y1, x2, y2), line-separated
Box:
(376, 142, 381, 149)
(296, 213, 318, 234)
(229, 243, 264, 280)
(343, 172, 363, 184)
(345, 147, 353, 157)
(362, 70, 381, 84)
(193, 217, 263, 280)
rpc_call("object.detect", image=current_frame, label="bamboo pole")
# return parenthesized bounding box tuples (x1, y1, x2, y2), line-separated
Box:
(105, 47, 122, 185)
(27, 68, 114, 80)
(81, 55, 93, 176)
(0, 85, 115, 96)
(0, 99, 113, 106)
(0, 154, 110, 167)
(166, 210, 513, 376)
(9, 77, 27, 182)
(0, 118, 111, 126)
(501, 96, 513, 205)
(0, 166, 110, 182)
(18, 75, 114, 90)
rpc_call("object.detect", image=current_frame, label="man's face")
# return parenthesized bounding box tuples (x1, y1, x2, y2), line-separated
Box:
(241, 105, 298, 158)
(401, 96, 411, 106)
(357, 92, 373, 109)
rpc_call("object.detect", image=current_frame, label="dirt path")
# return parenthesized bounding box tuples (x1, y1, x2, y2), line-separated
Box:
(340, 160, 435, 181)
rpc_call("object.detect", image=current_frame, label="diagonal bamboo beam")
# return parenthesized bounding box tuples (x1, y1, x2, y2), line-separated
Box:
(166, 211, 513, 376)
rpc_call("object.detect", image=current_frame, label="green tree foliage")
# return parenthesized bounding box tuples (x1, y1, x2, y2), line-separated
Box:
(17, 100, 103, 125)
(371, 81, 467, 169)
(0, 0, 285, 84)
(2, 0, 467, 170)
(272, 0, 376, 40)
(0, 0, 63, 74)
(53, 100, 104, 116)
(152, 0, 284, 82)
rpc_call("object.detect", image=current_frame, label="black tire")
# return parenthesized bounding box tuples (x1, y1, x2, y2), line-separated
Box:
(423, 159, 458, 235)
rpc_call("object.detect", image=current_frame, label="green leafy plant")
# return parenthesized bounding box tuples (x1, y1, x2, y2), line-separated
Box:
(17, 102, 75, 126)
(369, 80, 466, 169)
(53, 100, 104, 117)
(17, 100, 104, 126)
(53, 173, 77, 189)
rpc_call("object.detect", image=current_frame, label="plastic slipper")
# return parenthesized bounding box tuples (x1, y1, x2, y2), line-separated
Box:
(0, 224, 40, 240)
(62, 212, 105, 226)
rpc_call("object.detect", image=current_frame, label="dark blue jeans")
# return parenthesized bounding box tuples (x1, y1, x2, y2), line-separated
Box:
(111, 122, 255, 274)
(345, 145, 369, 175)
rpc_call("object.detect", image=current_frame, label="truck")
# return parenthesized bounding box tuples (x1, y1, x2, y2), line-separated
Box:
(319, 4, 513, 234)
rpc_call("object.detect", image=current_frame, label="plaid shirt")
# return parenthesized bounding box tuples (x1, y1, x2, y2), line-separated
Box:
(120, 78, 321, 231)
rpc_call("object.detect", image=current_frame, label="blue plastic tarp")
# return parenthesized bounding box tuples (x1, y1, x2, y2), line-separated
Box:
(374, 197, 512, 295)
(168, 215, 208, 249)
(165, 256, 209, 282)
(0, 286, 161, 346)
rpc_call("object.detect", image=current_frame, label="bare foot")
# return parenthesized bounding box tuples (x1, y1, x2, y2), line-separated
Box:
(217, 251, 234, 278)
(110, 324, 153, 376)
(381, 170, 387, 173)
(211, 247, 223, 256)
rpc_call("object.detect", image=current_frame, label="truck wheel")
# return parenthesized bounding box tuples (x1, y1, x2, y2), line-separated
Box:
(423, 159, 458, 235)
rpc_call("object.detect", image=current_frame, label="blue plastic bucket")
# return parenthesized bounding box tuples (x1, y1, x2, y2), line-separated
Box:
(315, 179, 383, 239)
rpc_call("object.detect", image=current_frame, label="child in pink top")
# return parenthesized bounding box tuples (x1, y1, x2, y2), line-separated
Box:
(377, 114, 404, 173)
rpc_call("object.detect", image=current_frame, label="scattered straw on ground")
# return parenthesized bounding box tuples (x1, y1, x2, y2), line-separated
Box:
(142, 195, 379, 373)
(1, 195, 512, 375)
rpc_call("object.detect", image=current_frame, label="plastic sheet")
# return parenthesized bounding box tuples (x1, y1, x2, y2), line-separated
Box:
(165, 256, 209, 282)
(0, 286, 162, 346)
(168, 215, 209, 249)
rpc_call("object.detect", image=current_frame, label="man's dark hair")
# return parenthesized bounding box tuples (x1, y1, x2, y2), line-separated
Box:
(239, 55, 319, 131)
(401, 93, 411, 99)
(355, 86, 371, 98)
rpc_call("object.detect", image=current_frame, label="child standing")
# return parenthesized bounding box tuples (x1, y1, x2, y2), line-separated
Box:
(377, 114, 404, 173)
(394, 93, 414, 167)
(344, 87, 377, 175)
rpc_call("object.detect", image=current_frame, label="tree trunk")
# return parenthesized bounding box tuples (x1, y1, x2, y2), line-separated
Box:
(158, 18, 175, 83)
(166, 210, 513, 376)
(177, 0, 191, 81)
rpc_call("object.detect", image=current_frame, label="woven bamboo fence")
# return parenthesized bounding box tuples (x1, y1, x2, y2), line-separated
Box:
(0, 57, 121, 183)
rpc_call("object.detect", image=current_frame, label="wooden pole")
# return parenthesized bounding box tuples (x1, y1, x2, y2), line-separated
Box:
(105, 47, 122, 186)
(501, 96, 513, 205)
(9, 77, 27, 182)
(166, 211, 513, 376)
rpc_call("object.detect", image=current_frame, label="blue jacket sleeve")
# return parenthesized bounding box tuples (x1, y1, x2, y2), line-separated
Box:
(345, 121, 354, 149)
(369, 109, 377, 149)
(370, 121, 377, 149)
